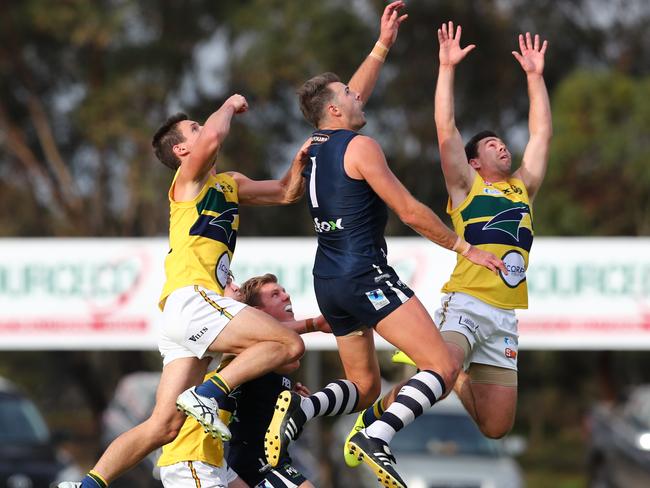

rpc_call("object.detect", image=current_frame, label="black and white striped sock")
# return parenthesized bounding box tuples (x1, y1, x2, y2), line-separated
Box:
(365, 370, 446, 444)
(300, 379, 359, 421)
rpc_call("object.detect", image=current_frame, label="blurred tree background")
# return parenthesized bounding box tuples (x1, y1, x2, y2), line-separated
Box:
(1, 1, 650, 486)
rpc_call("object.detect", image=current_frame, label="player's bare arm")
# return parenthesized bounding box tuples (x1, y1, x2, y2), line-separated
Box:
(348, 0, 407, 105)
(346, 136, 506, 274)
(281, 315, 332, 335)
(174, 94, 248, 201)
(232, 140, 310, 206)
(435, 21, 476, 207)
(511, 32, 552, 202)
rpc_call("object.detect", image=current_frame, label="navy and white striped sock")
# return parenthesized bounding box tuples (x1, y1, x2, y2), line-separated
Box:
(365, 370, 445, 444)
(300, 379, 359, 421)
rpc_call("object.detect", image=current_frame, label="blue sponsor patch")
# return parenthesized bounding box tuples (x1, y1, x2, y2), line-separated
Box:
(365, 289, 390, 310)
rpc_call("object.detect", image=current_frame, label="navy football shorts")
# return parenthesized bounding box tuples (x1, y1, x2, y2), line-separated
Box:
(314, 263, 414, 336)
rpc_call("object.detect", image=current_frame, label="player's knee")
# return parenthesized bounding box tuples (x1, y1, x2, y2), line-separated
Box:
(480, 424, 512, 439)
(444, 362, 463, 391)
(284, 333, 305, 362)
(421, 361, 460, 398)
(159, 423, 183, 444)
(478, 418, 513, 439)
(148, 411, 185, 445)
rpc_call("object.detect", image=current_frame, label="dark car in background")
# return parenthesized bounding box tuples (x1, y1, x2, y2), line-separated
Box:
(587, 385, 650, 488)
(0, 377, 81, 488)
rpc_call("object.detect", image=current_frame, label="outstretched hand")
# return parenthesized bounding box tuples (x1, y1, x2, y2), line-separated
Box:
(464, 246, 508, 276)
(438, 21, 475, 67)
(512, 33, 548, 75)
(379, 1, 408, 48)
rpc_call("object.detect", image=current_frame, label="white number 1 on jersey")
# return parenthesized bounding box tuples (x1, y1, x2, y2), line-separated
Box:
(309, 156, 319, 208)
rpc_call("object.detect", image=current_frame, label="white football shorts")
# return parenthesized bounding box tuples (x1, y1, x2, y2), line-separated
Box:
(159, 460, 239, 488)
(435, 291, 519, 371)
(159, 285, 246, 366)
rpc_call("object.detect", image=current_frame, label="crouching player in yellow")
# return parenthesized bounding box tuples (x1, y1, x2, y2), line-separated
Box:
(157, 272, 247, 488)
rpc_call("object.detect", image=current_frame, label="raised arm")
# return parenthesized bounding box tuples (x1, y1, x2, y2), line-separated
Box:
(435, 21, 476, 207)
(175, 94, 248, 201)
(348, 1, 407, 106)
(232, 139, 310, 206)
(512, 33, 552, 201)
(346, 136, 506, 274)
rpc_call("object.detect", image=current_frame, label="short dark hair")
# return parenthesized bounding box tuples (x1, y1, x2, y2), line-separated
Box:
(464, 130, 499, 160)
(152, 112, 189, 170)
(297, 72, 341, 128)
(239, 273, 279, 308)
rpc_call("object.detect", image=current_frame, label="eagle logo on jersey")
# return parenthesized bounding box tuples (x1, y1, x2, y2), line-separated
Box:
(190, 188, 239, 251)
(208, 207, 238, 243)
(482, 206, 530, 242)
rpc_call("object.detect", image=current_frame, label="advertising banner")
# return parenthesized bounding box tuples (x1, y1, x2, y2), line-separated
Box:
(0, 237, 648, 350)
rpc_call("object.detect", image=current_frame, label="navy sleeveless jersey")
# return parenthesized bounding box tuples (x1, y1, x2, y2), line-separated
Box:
(228, 372, 293, 485)
(303, 129, 389, 278)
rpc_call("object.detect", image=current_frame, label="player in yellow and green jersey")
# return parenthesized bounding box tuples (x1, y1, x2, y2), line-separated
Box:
(60, 95, 309, 488)
(344, 21, 552, 469)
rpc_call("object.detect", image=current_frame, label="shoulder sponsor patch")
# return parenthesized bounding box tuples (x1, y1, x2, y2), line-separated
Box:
(311, 133, 330, 144)
(365, 289, 390, 310)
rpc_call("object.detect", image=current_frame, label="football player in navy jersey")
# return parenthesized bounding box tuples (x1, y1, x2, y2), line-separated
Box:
(226, 273, 329, 488)
(263, 3, 506, 487)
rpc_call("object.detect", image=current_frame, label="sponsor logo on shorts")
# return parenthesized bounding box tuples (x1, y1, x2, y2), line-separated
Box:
(189, 327, 209, 342)
(458, 315, 478, 332)
(313, 217, 344, 233)
(283, 465, 301, 478)
(499, 250, 527, 288)
(365, 289, 390, 310)
(505, 347, 517, 359)
(374, 273, 391, 283)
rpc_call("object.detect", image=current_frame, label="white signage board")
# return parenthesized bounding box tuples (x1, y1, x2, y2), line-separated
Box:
(0, 237, 648, 350)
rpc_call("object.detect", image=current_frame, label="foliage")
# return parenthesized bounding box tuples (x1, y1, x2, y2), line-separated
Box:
(536, 70, 650, 235)
(1, 0, 649, 237)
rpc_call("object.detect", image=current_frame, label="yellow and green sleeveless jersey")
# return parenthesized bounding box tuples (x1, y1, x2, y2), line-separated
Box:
(157, 373, 225, 467)
(159, 172, 239, 309)
(441, 173, 533, 309)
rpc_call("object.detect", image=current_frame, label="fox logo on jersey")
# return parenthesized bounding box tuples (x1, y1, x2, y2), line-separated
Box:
(313, 217, 344, 233)
(482, 206, 530, 242)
